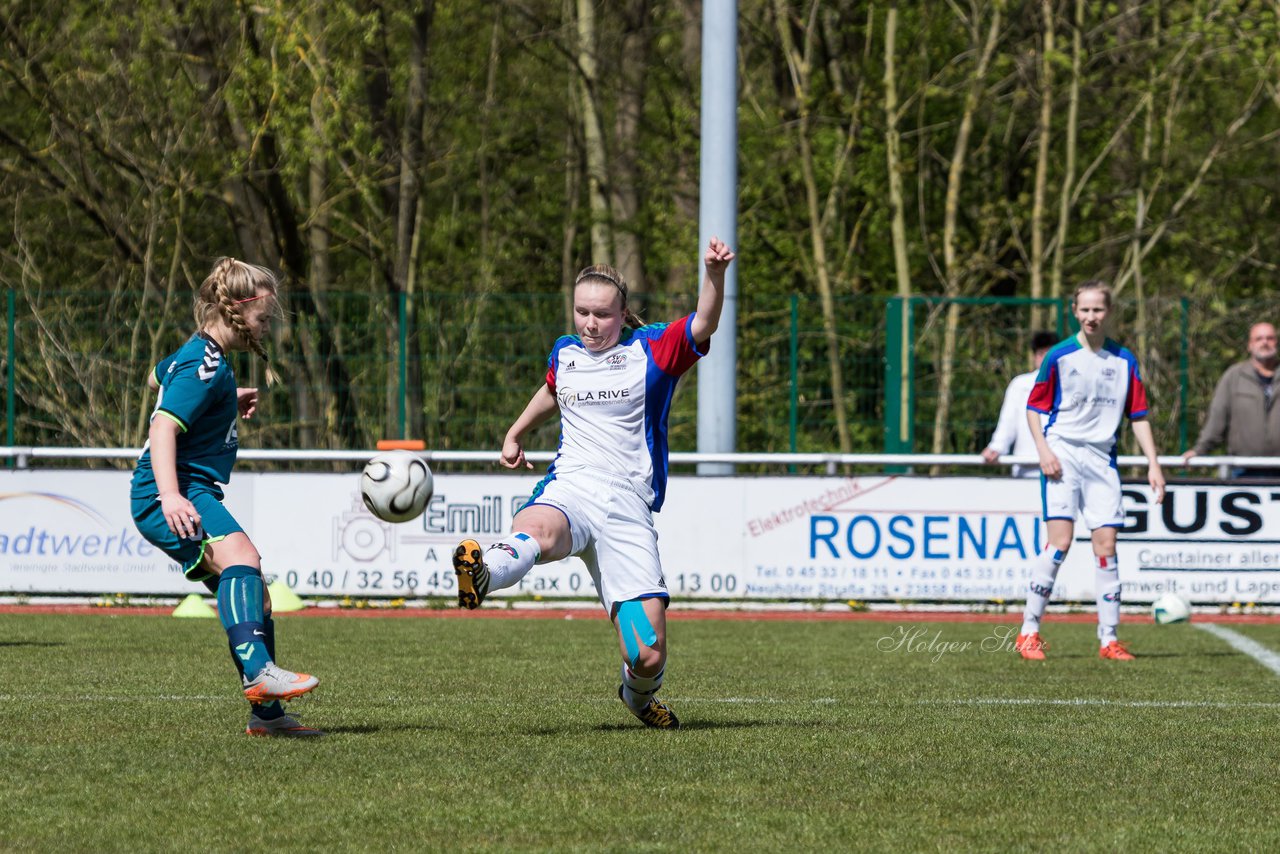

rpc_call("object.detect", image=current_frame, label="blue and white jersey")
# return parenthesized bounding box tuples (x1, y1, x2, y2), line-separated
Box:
(131, 332, 240, 495)
(1027, 335, 1149, 454)
(543, 314, 706, 511)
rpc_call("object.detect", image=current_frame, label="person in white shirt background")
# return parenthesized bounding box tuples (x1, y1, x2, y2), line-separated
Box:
(982, 330, 1059, 478)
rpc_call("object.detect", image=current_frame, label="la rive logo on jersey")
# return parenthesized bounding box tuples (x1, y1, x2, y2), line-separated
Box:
(556, 387, 631, 408)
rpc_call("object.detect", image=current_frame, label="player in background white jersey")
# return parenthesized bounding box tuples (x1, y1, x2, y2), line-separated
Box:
(981, 330, 1058, 478)
(1015, 280, 1165, 662)
(452, 238, 736, 729)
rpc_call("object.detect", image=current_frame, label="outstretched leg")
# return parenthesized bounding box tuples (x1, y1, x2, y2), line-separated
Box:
(614, 597, 678, 729)
(453, 505, 569, 609)
(203, 535, 319, 703)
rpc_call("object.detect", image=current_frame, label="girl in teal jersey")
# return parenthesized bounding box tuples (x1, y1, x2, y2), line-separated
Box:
(131, 257, 321, 736)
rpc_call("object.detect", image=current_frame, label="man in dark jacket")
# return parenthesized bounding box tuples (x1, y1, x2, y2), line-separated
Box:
(1183, 322, 1280, 477)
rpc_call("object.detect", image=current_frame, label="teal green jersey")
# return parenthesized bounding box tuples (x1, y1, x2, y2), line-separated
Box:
(131, 332, 240, 495)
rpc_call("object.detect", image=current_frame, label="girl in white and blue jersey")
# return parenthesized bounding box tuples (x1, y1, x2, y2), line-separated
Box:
(452, 238, 736, 730)
(130, 257, 321, 736)
(1015, 280, 1166, 662)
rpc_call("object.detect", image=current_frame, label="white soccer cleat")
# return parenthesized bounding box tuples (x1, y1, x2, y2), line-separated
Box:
(242, 662, 319, 702)
(246, 709, 325, 737)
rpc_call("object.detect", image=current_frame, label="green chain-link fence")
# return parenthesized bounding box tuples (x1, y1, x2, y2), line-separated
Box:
(0, 288, 1259, 469)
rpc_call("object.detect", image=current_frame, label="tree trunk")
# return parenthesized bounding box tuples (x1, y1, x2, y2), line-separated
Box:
(774, 0, 851, 452)
(611, 0, 650, 297)
(1131, 7, 1157, 362)
(396, 5, 434, 441)
(664, 0, 703, 299)
(1029, 0, 1054, 333)
(576, 0, 612, 263)
(301, 9, 333, 450)
(931, 3, 1001, 463)
(1050, 0, 1082, 308)
(884, 4, 911, 301)
(562, 0, 583, 329)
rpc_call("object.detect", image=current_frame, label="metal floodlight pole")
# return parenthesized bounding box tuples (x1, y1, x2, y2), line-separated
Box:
(696, 0, 739, 476)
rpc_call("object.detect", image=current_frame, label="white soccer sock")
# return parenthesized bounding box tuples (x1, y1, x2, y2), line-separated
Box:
(1096, 555, 1121, 645)
(484, 532, 541, 591)
(620, 663, 664, 713)
(1021, 547, 1066, 635)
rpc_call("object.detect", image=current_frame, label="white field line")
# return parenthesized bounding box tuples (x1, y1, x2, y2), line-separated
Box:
(0, 694, 230, 702)
(1196, 622, 1280, 679)
(4, 693, 1274, 710)
(0, 693, 842, 705)
(924, 697, 1280, 710)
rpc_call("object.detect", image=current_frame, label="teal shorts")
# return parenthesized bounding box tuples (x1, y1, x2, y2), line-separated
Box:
(131, 487, 243, 583)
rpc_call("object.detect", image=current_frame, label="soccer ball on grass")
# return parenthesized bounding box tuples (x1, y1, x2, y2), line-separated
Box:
(1152, 593, 1192, 625)
(360, 450, 433, 523)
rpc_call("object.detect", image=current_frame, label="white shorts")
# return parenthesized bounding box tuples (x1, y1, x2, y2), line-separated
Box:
(525, 470, 668, 615)
(1040, 437, 1124, 530)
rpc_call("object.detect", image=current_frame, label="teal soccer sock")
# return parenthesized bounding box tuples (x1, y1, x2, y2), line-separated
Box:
(254, 615, 285, 719)
(217, 565, 272, 680)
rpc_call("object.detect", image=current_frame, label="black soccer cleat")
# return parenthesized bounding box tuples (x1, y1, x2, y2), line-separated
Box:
(453, 539, 490, 610)
(619, 685, 680, 730)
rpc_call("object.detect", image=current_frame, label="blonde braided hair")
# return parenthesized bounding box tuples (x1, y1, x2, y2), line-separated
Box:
(194, 257, 282, 382)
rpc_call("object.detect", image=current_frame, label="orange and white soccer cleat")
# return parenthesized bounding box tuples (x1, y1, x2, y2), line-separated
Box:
(242, 663, 319, 702)
(1099, 640, 1136, 661)
(1015, 632, 1048, 661)
(246, 710, 325, 737)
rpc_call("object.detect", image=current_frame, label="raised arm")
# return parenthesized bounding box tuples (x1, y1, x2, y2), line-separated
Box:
(501, 384, 560, 470)
(689, 237, 736, 347)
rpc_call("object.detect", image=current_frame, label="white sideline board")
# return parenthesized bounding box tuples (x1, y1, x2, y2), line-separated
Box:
(2, 469, 1279, 604)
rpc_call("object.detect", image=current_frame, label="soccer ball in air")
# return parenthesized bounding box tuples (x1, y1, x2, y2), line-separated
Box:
(1152, 593, 1192, 625)
(360, 450, 433, 523)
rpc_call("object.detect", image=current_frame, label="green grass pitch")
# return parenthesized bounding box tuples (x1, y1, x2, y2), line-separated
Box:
(3, 611, 1280, 852)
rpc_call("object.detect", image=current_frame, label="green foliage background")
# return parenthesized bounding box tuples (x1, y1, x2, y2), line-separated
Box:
(2, 1, 1277, 459)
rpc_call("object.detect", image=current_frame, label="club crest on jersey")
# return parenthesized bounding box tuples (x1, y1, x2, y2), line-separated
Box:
(606, 353, 628, 370)
(1101, 367, 1117, 380)
(197, 343, 222, 382)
